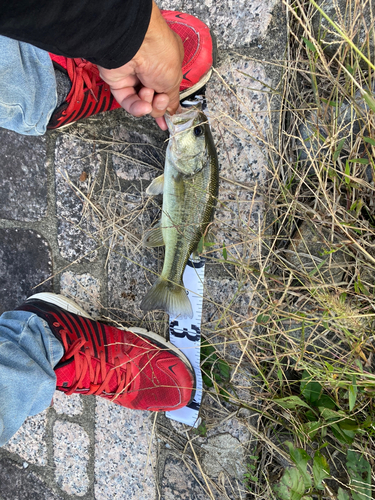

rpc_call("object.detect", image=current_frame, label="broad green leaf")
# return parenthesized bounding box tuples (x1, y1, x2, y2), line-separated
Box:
(273, 467, 306, 500)
(319, 407, 346, 420)
(339, 419, 360, 431)
(331, 424, 355, 445)
(347, 450, 372, 500)
(364, 137, 375, 147)
(202, 373, 213, 388)
(300, 372, 322, 405)
(315, 394, 336, 410)
(302, 421, 321, 439)
(217, 359, 230, 381)
(363, 92, 375, 113)
(349, 375, 358, 411)
(275, 396, 312, 410)
(256, 313, 270, 324)
(348, 158, 369, 164)
(337, 487, 350, 500)
(313, 451, 330, 489)
(286, 442, 312, 489)
(302, 36, 317, 52)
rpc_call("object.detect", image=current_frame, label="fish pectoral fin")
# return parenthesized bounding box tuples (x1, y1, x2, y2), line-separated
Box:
(146, 174, 164, 196)
(142, 222, 165, 247)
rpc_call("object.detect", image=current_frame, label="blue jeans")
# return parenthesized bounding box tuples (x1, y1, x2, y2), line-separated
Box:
(0, 39, 62, 444)
(0, 36, 57, 135)
(0, 311, 64, 446)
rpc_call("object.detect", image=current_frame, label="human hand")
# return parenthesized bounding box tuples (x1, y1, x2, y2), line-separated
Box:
(98, 1, 183, 130)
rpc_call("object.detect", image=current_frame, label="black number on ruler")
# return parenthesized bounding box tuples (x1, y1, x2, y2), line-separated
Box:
(186, 399, 200, 411)
(170, 321, 200, 342)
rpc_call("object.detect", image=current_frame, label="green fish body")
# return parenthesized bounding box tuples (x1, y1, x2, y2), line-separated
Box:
(140, 106, 219, 318)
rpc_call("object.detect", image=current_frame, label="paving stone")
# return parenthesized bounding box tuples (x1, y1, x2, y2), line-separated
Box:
(3, 412, 48, 466)
(95, 399, 156, 500)
(53, 420, 90, 496)
(201, 433, 246, 480)
(52, 391, 83, 417)
(111, 125, 167, 182)
(159, 0, 278, 49)
(206, 55, 272, 186)
(213, 186, 263, 264)
(0, 228, 52, 314)
(55, 134, 101, 262)
(161, 456, 226, 500)
(0, 458, 63, 500)
(203, 277, 254, 328)
(0, 129, 48, 221)
(60, 271, 101, 319)
(107, 238, 162, 328)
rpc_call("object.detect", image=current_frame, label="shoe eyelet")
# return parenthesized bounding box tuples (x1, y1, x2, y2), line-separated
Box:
(53, 322, 60, 327)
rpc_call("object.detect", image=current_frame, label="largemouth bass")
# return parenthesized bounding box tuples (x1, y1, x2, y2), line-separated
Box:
(140, 106, 219, 318)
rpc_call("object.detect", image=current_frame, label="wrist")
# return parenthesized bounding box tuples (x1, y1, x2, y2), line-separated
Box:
(132, 1, 183, 69)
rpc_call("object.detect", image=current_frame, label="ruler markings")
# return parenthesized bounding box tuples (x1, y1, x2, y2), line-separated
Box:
(166, 256, 205, 427)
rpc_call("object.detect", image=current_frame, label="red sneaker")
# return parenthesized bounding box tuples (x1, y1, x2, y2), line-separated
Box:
(47, 10, 215, 129)
(161, 10, 215, 99)
(18, 293, 195, 412)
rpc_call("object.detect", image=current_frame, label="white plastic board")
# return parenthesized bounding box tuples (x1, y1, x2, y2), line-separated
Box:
(166, 256, 205, 427)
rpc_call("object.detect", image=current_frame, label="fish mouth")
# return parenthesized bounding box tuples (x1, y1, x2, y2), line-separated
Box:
(165, 107, 202, 135)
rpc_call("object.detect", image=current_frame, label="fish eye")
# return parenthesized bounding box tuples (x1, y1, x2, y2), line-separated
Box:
(193, 126, 204, 137)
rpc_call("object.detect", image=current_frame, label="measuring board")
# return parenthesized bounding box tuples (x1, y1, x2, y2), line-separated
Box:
(166, 97, 209, 427)
(166, 255, 205, 427)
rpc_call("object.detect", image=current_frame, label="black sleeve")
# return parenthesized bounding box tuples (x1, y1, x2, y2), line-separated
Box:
(0, 0, 153, 69)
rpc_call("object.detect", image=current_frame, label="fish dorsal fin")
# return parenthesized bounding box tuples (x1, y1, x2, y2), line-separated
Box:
(146, 174, 164, 196)
(143, 221, 164, 247)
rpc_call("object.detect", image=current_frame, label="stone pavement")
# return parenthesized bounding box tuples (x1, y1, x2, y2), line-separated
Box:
(0, 1, 285, 499)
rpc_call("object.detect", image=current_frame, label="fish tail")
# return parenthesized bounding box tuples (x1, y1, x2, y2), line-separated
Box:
(140, 277, 193, 319)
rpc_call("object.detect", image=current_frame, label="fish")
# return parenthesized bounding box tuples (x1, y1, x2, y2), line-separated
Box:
(140, 105, 219, 318)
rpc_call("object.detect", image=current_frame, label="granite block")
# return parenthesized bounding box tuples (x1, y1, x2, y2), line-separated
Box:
(111, 126, 167, 182)
(95, 399, 156, 500)
(0, 129, 47, 221)
(0, 228, 52, 314)
(206, 56, 272, 186)
(55, 134, 101, 262)
(158, 0, 278, 49)
(0, 458, 63, 500)
(53, 420, 90, 496)
(4, 412, 48, 466)
(60, 271, 101, 319)
(52, 391, 83, 417)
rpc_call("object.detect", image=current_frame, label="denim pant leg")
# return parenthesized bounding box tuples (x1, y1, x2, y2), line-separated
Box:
(0, 36, 57, 136)
(0, 311, 64, 447)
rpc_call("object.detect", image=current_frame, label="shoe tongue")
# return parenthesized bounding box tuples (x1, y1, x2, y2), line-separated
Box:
(49, 53, 68, 71)
(55, 354, 139, 401)
(55, 358, 77, 390)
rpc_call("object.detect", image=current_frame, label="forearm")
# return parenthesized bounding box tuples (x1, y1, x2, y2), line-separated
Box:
(0, 0, 152, 68)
